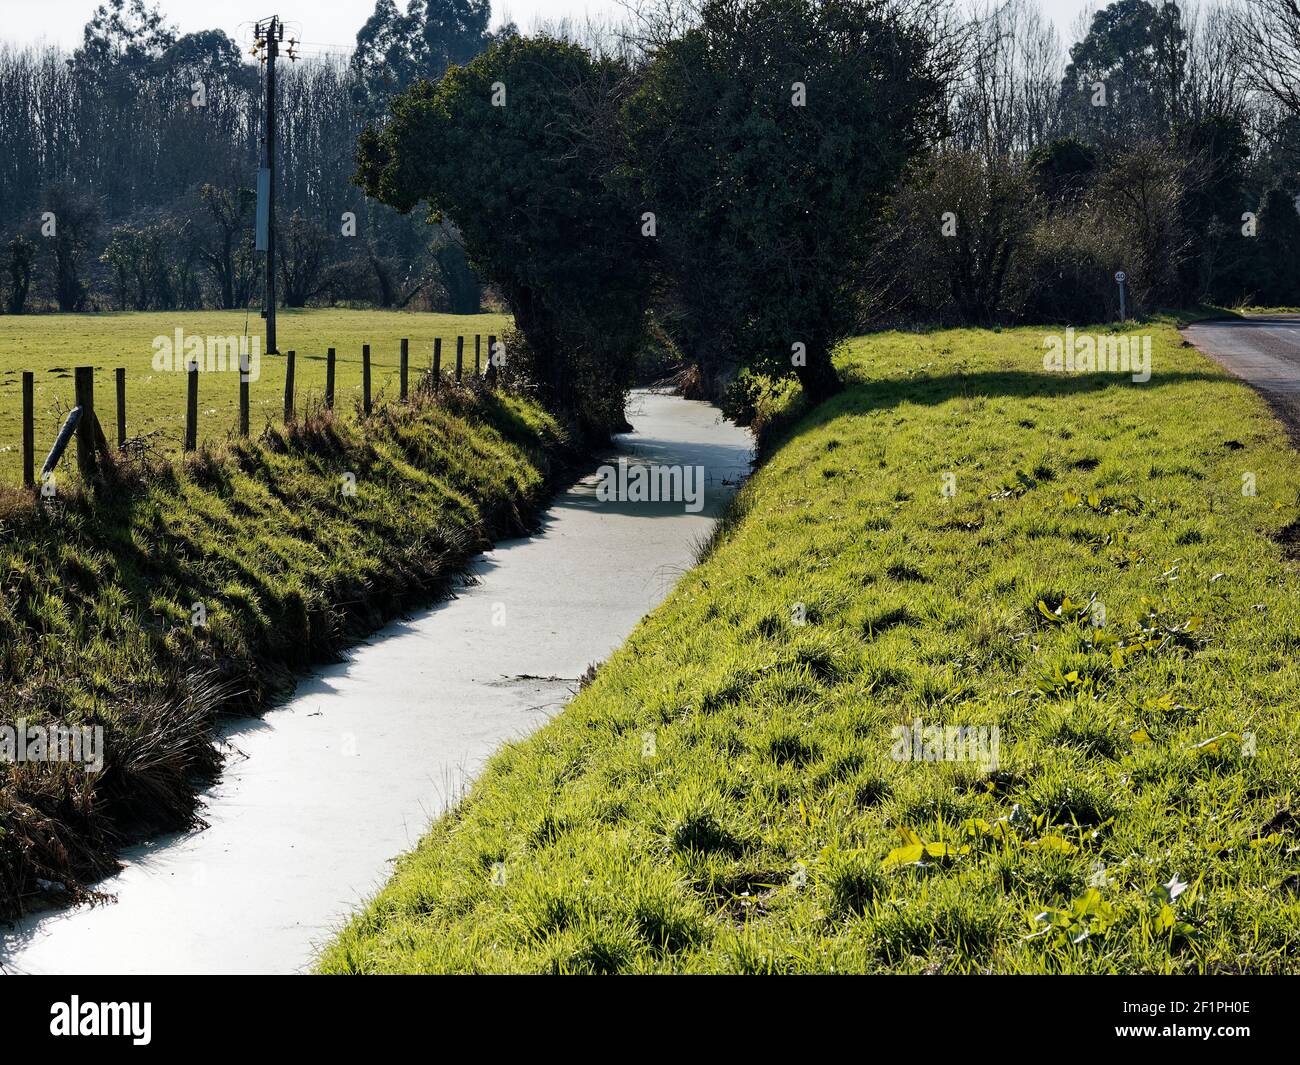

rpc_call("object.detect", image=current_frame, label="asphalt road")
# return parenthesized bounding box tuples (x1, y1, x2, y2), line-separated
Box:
(1184, 314, 1300, 441)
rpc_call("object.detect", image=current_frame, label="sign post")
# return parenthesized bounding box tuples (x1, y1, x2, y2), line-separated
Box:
(1115, 270, 1127, 322)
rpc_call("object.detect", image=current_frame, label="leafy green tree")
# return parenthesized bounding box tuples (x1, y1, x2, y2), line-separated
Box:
(78, 0, 176, 72)
(197, 184, 255, 310)
(4, 235, 35, 314)
(1252, 115, 1300, 204)
(623, 0, 948, 402)
(1176, 114, 1248, 226)
(433, 236, 481, 313)
(101, 220, 178, 310)
(1253, 188, 1300, 305)
(101, 223, 148, 309)
(351, 0, 492, 114)
(355, 35, 651, 435)
(1059, 0, 1186, 144)
(43, 183, 99, 312)
(1027, 136, 1098, 210)
(352, 0, 421, 110)
(1174, 114, 1249, 300)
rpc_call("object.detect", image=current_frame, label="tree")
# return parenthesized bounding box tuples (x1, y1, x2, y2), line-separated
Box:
(949, 0, 1062, 157)
(351, 0, 491, 115)
(78, 0, 176, 71)
(43, 183, 100, 312)
(891, 151, 1034, 324)
(624, 0, 950, 402)
(1183, 1, 1247, 123)
(1176, 114, 1248, 222)
(101, 219, 185, 309)
(355, 34, 651, 435)
(198, 184, 255, 309)
(1174, 114, 1250, 300)
(1092, 143, 1191, 307)
(1253, 188, 1300, 305)
(1151, 1, 1187, 127)
(101, 223, 150, 309)
(1253, 113, 1300, 202)
(277, 211, 331, 308)
(1231, 0, 1300, 121)
(1028, 136, 1098, 209)
(4, 235, 35, 314)
(1058, 0, 1186, 144)
(352, 1, 421, 112)
(433, 233, 480, 313)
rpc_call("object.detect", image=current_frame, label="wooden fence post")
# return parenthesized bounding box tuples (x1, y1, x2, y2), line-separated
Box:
(455, 336, 464, 383)
(239, 353, 250, 437)
(21, 371, 34, 487)
(362, 344, 372, 414)
(400, 338, 409, 401)
(433, 338, 442, 385)
(185, 363, 198, 451)
(115, 367, 126, 448)
(283, 350, 296, 423)
(485, 333, 498, 388)
(73, 366, 97, 479)
(474, 334, 481, 377)
(325, 347, 336, 409)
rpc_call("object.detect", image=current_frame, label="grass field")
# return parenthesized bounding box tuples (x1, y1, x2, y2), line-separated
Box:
(319, 319, 1300, 974)
(0, 309, 509, 482)
(0, 349, 567, 918)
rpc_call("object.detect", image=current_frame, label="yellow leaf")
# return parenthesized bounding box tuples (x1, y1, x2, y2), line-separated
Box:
(882, 843, 925, 868)
(1027, 835, 1077, 854)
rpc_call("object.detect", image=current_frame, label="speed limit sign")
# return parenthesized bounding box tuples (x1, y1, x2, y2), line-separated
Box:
(1114, 270, 1126, 284)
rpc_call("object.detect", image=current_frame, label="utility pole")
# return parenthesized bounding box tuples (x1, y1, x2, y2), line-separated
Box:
(254, 17, 284, 354)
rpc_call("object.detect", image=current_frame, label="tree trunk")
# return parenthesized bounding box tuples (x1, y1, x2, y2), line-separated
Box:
(796, 349, 843, 405)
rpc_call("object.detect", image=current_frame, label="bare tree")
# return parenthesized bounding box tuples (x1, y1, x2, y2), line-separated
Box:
(1184, 1, 1250, 120)
(949, 0, 1062, 157)
(1231, 0, 1300, 118)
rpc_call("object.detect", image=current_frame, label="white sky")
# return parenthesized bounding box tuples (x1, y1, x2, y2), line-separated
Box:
(3, 0, 1098, 53)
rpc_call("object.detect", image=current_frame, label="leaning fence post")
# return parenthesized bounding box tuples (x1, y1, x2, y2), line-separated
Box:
(115, 367, 126, 449)
(73, 366, 97, 479)
(433, 338, 442, 386)
(400, 338, 409, 401)
(185, 362, 198, 451)
(455, 336, 464, 383)
(363, 344, 372, 414)
(284, 350, 296, 423)
(325, 347, 336, 409)
(21, 371, 34, 487)
(42, 408, 82, 482)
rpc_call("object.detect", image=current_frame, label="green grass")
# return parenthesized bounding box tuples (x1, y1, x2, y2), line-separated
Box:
(319, 320, 1300, 974)
(0, 356, 568, 918)
(0, 309, 509, 481)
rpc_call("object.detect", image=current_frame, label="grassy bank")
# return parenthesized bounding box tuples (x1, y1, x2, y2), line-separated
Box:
(0, 308, 509, 481)
(0, 376, 569, 919)
(320, 320, 1300, 974)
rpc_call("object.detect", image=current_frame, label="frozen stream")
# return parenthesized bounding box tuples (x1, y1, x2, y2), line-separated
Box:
(1, 390, 752, 975)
